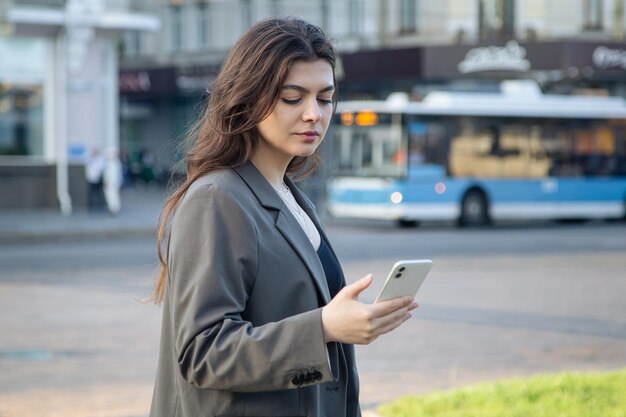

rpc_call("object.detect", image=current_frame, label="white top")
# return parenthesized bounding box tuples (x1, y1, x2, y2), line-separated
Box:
(274, 183, 321, 251)
(86, 154, 105, 183)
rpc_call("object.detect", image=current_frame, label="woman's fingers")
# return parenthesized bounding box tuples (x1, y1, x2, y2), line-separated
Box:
(322, 282, 420, 345)
(369, 296, 414, 317)
(371, 306, 409, 328)
(366, 300, 419, 340)
(375, 311, 412, 336)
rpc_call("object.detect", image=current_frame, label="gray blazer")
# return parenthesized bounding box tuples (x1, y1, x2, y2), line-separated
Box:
(150, 161, 361, 417)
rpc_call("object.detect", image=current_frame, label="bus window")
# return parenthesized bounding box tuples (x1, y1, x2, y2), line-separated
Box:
(404, 117, 450, 175)
(613, 121, 626, 176)
(449, 119, 552, 178)
(536, 120, 623, 177)
(407, 122, 427, 166)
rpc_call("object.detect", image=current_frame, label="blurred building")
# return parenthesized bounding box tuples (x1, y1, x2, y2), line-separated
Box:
(119, 0, 626, 182)
(0, 0, 158, 210)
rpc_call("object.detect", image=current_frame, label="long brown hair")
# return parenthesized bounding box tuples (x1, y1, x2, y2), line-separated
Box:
(148, 17, 337, 303)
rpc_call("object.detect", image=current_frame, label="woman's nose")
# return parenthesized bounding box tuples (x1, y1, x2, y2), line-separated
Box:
(302, 99, 322, 122)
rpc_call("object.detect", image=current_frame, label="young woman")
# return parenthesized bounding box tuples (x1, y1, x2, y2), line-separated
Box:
(149, 17, 417, 417)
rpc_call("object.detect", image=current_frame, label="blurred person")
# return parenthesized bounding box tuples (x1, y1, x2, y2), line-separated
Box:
(141, 148, 156, 185)
(85, 146, 105, 211)
(148, 17, 418, 417)
(119, 148, 133, 188)
(103, 147, 123, 215)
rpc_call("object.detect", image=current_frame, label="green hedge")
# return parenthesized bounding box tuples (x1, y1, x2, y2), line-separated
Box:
(378, 369, 626, 417)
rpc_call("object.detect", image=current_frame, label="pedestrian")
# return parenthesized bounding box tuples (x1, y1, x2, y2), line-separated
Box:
(85, 146, 105, 211)
(141, 149, 156, 185)
(148, 17, 418, 417)
(103, 147, 123, 215)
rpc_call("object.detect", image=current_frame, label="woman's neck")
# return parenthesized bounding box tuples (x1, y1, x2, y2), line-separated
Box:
(249, 147, 292, 189)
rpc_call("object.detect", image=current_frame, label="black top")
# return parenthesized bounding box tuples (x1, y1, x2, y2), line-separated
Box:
(316, 237, 344, 299)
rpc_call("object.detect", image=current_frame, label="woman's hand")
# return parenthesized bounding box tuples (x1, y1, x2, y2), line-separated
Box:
(321, 274, 418, 345)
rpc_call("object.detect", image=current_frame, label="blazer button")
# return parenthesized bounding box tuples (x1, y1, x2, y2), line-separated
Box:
(292, 374, 303, 386)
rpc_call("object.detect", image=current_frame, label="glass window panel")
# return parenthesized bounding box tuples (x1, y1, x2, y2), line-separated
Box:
(400, 0, 417, 33)
(333, 113, 405, 177)
(0, 38, 46, 157)
(479, 0, 515, 40)
(584, 0, 603, 30)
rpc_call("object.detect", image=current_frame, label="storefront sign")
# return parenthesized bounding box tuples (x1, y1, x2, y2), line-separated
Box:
(176, 66, 217, 93)
(458, 41, 531, 73)
(119, 68, 177, 97)
(120, 66, 219, 97)
(593, 46, 626, 70)
(119, 71, 152, 93)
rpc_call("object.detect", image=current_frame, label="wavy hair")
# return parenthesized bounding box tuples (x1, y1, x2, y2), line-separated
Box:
(148, 17, 337, 303)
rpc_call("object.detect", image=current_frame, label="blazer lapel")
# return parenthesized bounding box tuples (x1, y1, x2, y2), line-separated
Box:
(235, 162, 331, 305)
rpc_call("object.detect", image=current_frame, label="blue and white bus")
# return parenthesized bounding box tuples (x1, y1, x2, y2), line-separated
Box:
(327, 80, 626, 226)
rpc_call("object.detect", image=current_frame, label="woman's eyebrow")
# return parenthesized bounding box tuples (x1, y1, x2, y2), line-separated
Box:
(282, 84, 335, 93)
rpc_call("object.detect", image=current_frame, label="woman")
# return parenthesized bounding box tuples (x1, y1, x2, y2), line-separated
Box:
(149, 17, 417, 417)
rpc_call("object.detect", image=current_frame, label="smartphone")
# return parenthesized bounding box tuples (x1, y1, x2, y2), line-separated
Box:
(373, 259, 433, 303)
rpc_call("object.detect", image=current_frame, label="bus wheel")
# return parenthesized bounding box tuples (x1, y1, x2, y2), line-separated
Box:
(459, 190, 490, 227)
(397, 219, 419, 228)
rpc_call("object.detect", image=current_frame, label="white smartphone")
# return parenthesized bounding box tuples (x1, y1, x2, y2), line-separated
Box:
(373, 259, 433, 303)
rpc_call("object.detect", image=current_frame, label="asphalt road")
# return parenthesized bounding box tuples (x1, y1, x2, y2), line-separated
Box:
(1, 222, 625, 415)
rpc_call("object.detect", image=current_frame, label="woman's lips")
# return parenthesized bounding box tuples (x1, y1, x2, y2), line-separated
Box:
(297, 131, 320, 142)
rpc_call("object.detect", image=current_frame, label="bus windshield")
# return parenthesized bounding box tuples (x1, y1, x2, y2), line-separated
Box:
(332, 112, 406, 178)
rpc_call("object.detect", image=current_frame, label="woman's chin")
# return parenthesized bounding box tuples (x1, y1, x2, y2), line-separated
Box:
(291, 144, 319, 157)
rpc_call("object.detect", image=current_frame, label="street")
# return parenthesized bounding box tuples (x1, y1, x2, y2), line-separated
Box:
(1, 222, 626, 415)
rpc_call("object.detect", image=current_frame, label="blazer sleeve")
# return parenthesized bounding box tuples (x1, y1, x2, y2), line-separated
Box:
(167, 183, 334, 392)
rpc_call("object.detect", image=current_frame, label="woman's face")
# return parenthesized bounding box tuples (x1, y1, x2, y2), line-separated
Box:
(256, 59, 335, 163)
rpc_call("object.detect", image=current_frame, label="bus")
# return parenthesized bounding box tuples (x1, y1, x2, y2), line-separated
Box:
(327, 80, 626, 227)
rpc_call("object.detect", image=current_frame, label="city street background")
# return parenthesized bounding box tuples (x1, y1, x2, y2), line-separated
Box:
(3, 1, 626, 416)
(1, 202, 625, 416)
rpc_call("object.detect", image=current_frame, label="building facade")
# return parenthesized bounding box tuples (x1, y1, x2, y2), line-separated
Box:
(118, 0, 626, 191)
(0, 0, 158, 210)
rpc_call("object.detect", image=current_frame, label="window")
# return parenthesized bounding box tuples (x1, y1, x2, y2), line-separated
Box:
(320, 0, 330, 31)
(348, 0, 363, 35)
(170, 5, 183, 51)
(478, 0, 515, 41)
(400, 0, 418, 33)
(0, 38, 47, 157)
(124, 31, 141, 56)
(333, 113, 406, 177)
(197, 1, 209, 48)
(270, 0, 280, 16)
(583, 0, 603, 30)
(241, 0, 253, 31)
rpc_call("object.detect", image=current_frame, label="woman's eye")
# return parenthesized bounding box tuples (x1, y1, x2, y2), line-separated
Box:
(318, 97, 333, 104)
(281, 98, 301, 104)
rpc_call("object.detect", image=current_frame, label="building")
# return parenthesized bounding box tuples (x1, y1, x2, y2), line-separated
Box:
(338, 0, 626, 99)
(119, 0, 626, 189)
(0, 0, 159, 211)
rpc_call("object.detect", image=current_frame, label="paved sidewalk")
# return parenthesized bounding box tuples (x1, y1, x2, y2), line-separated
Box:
(0, 187, 168, 242)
